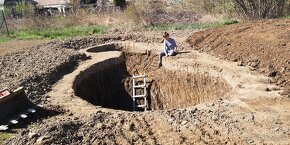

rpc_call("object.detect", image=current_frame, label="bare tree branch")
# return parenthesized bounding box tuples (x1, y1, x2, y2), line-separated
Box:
(232, 0, 286, 19)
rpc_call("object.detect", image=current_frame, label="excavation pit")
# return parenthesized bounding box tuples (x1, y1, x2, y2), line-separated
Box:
(73, 44, 231, 111)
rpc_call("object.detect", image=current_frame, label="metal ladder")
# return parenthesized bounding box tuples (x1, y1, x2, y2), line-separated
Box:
(132, 74, 148, 111)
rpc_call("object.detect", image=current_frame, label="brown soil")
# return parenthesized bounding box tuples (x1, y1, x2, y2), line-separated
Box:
(0, 40, 49, 56)
(74, 60, 133, 111)
(2, 28, 290, 144)
(73, 49, 230, 111)
(123, 53, 230, 110)
(186, 19, 290, 96)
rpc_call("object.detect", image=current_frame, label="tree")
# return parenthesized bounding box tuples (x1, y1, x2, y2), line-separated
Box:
(232, 0, 287, 19)
(15, 1, 35, 18)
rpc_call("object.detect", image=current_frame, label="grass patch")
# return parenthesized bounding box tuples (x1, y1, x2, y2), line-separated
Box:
(281, 14, 290, 19)
(148, 20, 239, 31)
(224, 20, 239, 25)
(0, 20, 239, 43)
(0, 25, 108, 43)
(0, 132, 13, 144)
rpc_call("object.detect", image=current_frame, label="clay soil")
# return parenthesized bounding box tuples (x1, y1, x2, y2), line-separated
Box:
(123, 53, 230, 110)
(187, 19, 290, 96)
(74, 52, 230, 111)
(0, 39, 49, 56)
(1, 20, 290, 145)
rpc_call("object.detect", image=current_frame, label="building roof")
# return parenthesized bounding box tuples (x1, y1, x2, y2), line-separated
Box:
(34, 0, 69, 6)
(1, 0, 37, 5)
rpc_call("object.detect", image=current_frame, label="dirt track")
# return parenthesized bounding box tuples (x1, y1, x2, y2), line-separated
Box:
(1, 20, 290, 144)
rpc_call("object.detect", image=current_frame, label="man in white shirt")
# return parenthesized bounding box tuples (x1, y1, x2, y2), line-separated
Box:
(158, 32, 178, 68)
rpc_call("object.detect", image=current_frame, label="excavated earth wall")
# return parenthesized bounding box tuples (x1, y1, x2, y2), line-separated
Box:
(73, 45, 231, 111)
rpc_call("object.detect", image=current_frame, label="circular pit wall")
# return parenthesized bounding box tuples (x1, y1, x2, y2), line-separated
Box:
(73, 45, 231, 111)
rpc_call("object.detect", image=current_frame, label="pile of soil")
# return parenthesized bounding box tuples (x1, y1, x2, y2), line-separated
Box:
(0, 40, 49, 56)
(5, 101, 248, 145)
(0, 33, 165, 104)
(187, 19, 290, 96)
(0, 44, 87, 104)
(58, 33, 163, 50)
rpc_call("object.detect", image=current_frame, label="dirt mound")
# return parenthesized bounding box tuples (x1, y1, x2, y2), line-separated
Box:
(0, 33, 164, 105)
(187, 19, 290, 96)
(5, 105, 244, 145)
(0, 44, 87, 104)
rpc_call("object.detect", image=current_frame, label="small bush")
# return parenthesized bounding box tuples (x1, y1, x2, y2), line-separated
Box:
(15, 2, 35, 18)
(173, 0, 234, 15)
(123, 0, 166, 25)
(232, 0, 287, 19)
(148, 20, 236, 31)
(224, 20, 239, 25)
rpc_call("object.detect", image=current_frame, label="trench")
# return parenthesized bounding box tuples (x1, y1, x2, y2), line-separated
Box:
(73, 45, 231, 111)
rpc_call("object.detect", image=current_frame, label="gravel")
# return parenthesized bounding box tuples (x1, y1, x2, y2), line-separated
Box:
(0, 43, 87, 103)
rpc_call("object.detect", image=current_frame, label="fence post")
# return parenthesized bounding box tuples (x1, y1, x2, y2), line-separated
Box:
(2, 10, 9, 36)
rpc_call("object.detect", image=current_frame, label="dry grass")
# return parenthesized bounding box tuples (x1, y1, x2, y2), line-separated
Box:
(122, 1, 166, 25)
(232, 0, 288, 19)
(4, 0, 237, 32)
(4, 0, 290, 32)
(0, 133, 13, 144)
(1, 1, 240, 42)
(199, 14, 226, 23)
(6, 10, 108, 30)
(5, 10, 134, 32)
(172, 0, 235, 15)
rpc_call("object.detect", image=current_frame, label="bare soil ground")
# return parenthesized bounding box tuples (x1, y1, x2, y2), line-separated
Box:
(1, 20, 290, 144)
(0, 40, 49, 56)
(6, 39, 290, 144)
(187, 19, 290, 96)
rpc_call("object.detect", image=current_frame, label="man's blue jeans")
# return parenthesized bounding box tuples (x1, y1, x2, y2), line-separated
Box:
(159, 51, 176, 65)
